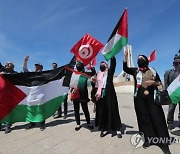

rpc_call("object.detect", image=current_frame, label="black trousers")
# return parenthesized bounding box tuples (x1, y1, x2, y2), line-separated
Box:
(73, 100, 90, 125)
(55, 95, 68, 116)
(167, 103, 180, 124)
(59, 96, 68, 116)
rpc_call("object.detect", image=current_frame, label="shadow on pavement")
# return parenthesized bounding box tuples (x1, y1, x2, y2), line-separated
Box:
(170, 130, 180, 136)
(46, 118, 75, 128)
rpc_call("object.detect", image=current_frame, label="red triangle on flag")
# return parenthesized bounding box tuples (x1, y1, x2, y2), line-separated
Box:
(0, 76, 26, 120)
(117, 8, 128, 38)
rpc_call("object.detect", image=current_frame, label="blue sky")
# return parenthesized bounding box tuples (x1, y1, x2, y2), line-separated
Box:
(0, 0, 179, 79)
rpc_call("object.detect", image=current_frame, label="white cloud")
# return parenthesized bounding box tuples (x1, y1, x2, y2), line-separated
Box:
(35, 6, 88, 29)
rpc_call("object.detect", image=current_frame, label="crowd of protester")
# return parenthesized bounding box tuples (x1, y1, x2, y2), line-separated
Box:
(1, 52, 180, 154)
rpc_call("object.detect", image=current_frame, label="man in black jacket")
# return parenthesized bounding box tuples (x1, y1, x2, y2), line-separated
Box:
(164, 52, 180, 130)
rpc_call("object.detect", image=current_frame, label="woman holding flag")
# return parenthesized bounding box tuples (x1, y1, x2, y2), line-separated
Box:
(123, 51, 171, 154)
(70, 61, 96, 131)
(94, 57, 122, 138)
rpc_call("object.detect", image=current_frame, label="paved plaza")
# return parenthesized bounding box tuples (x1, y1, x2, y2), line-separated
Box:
(0, 93, 180, 154)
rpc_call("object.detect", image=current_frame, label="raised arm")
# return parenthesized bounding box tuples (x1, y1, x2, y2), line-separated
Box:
(123, 51, 136, 75)
(109, 56, 116, 75)
(22, 56, 30, 72)
(85, 67, 96, 77)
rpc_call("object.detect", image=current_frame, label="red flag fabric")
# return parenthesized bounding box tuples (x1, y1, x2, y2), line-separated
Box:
(0, 76, 26, 120)
(71, 33, 104, 66)
(86, 57, 97, 70)
(148, 50, 156, 62)
(116, 8, 128, 38)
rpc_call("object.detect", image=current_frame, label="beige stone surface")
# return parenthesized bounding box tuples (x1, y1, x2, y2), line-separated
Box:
(0, 93, 180, 154)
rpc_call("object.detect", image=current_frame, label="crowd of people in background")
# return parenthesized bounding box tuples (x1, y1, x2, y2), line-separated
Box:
(1, 52, 180, 154)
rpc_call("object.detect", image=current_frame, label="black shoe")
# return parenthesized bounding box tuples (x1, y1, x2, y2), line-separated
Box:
(168, 124, 173, 130)
(5, 127, 12, 134)
(143, 142, 150, 149)
(26, 123, 35, 129)
(87, 124, 94, 130)
(159, 145, 171, 154)
(54, 114, 62, 119)
(117, 133, 122, 138)
(75, 126, 81, 131)
(40, 125, 46, 131)
(100, 131, 108, 137)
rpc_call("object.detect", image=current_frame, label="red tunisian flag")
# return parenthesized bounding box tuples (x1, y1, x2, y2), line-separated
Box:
(86, 57, 97, 70)
(71, 33, 104, 66)
(148, 50, 156, 62)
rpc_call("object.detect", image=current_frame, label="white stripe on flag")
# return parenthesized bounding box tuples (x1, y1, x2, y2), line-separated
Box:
(17, 79, 68, 106)
(167, 75, 180, 95)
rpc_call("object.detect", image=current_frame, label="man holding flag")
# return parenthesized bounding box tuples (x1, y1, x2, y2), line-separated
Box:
(65, 33, 104, 131)
(165, 52, 180, 130)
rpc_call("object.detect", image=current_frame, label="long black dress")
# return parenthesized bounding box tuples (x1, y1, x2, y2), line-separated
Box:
(95, 57, 122, 132)
(123, 62, 170, 145)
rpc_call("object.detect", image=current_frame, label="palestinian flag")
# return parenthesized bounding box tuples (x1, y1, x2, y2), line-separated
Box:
(102, 8, 128, 60)
(167, 74, 180, 104)
(63, 56, 76, 87)
(0, 66, 68, 124)
(65, 67, 90, 90)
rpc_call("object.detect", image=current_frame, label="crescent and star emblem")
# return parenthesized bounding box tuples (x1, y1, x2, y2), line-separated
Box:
(78, 44, 93, 59)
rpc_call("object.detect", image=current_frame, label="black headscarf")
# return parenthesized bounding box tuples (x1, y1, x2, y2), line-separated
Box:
(76, 61, 84, 72)
(137, 55, 149, 68)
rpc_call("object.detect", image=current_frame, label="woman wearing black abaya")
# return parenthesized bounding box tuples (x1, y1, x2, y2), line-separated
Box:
(123, 51, 171, 154)
(94, 57, 122, 138)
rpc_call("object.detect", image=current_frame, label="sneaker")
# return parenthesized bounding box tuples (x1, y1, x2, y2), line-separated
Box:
(75, 125, 81, 131)
(100, 131, 108, 137)
(5, 127, 12, 134)
(26, 123, 35, 129)
(117, 132, 122, 138)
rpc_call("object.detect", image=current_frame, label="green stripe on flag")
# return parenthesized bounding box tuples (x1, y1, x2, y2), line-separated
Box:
(1, 94, 67, 124)
(104, 36, 128, 60)
(170, 86, 180, 105)
(78, 75, 88, 90)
